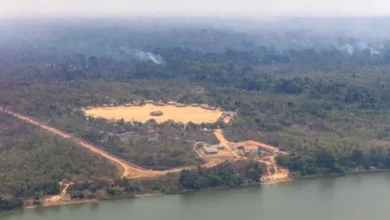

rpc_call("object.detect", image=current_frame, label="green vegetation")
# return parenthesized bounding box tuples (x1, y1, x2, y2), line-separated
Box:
(2, 18, 390, 210)
(0, 113, 117, 210)
(276, 145, 390, 176)
(67, 161, 265, 199)
(0, 196, 24, 211)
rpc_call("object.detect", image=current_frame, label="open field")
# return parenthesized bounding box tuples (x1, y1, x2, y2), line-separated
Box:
(84, 104, 223, 124)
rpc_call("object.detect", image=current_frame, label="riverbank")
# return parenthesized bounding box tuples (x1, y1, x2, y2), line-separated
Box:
(292, 167, 390, 181)
(6, 171, 390, 220)
(22, 166, 389, 211)
(25, 199, 99, 209)
(23, 179, 290, 210)
(15, 168, 390, 211)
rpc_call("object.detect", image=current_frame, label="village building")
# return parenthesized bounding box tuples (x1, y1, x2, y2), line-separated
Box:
(209, 106, 217, 111)
(154, 101, 165, 106)
(124, 103, 133, 107)
(145, 100, 154, 104)
(150, 111, 163, 116)
(108, 104, 115, 107)
(132, 101, 141, 106)
(200, 104, 209, 109)
(176, 103, 186, 107)
(203, 146, 219, 155)
(102, 104, 109, 107)
(191, 103, 200, 107)
(167, 101, 176, 105)
(233, 140, 279, 154)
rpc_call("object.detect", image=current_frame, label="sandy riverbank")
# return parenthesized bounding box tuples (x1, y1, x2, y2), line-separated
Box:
(25, 199, 99, 209)
(23, 176, 291, 210)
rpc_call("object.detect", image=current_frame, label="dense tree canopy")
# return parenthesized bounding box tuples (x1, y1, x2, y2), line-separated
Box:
(1, 18, 390, 211)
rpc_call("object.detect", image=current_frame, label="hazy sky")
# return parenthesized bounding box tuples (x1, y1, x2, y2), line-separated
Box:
(1, 0, 389, 17)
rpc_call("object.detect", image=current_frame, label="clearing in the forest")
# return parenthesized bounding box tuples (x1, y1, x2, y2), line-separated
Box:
(84, 104, 223, 124)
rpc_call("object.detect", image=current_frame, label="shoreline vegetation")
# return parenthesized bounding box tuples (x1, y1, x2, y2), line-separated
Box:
(18, 159, 278, 211)
(21, 167, 390, 211)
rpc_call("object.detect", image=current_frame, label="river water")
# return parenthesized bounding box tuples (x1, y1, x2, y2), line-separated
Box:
(2, 172, 390, 220)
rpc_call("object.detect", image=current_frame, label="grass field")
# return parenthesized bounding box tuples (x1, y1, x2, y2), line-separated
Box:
(84, 104, 223, 124)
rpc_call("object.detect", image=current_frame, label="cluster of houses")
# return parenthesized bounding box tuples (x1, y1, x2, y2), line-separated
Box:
(233, 140, 280, 155)
(200, 140, 280, 156)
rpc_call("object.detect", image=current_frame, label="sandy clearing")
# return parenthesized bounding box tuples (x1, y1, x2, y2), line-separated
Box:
(84, 104, 223, 124)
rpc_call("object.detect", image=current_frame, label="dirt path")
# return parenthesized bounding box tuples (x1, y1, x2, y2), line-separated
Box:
(60, 184, 69, 197)
(0, 107, 148, 178)
(260, 155, 290, 184)
(0, 107, 228, 179)
(213, 129, 239, 157)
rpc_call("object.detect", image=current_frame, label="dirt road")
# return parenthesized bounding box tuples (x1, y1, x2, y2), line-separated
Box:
(213, 129, 239, 157)
(60, 184, 69, 197)
(260, 155, 290, 184)
(0, 107, 148, 178)
(0, 107, 227, 178)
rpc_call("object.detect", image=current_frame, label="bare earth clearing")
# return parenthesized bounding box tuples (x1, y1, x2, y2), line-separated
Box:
(213, 129, 289, 184)
(84, 104, 223, 124)
(260, 155, 290, 184)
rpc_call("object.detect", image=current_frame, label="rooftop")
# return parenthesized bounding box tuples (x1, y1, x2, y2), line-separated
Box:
(203, 146, 219, 153)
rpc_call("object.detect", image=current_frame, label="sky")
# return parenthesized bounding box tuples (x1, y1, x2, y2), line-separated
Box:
(1, 0, 389, 17)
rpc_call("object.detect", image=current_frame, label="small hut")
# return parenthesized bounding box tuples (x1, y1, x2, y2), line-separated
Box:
(200, 104, 209, 109)
(102, 104, 109, 107)
(154, 101, 165, 106)
(124, 103, 133, 107)
(150, 111, 163, 116)
(176, 103, 186, 107)
(209, 106, 217, 111)
(145, 100, 154, 104)
(132, 101, 141, 106)
(191, 103, 200, 107)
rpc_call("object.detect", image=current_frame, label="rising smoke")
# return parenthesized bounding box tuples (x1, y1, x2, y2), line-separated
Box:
(133, 49, 164, 64)
(119, 47, 164, 64)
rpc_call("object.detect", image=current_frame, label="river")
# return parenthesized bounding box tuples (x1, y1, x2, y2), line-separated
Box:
(2, 171, 390, 220)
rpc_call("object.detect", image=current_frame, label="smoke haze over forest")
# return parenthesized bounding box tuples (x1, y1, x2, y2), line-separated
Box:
(1, 0, 390, 17)
(1, 17, 390, 63)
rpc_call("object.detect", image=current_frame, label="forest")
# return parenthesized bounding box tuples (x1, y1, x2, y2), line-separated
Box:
(66, 160, 265, 200)
(0, 112, 117, 210)
(1, 17, 390, 210)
